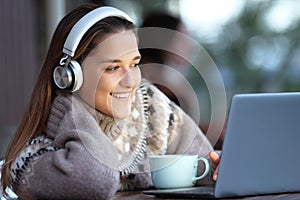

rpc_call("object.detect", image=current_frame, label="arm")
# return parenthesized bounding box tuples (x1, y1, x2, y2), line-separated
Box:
(13, 95, 120, 200)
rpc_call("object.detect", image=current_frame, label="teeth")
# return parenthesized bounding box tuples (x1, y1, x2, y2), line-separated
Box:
(111, 93, 130, 99)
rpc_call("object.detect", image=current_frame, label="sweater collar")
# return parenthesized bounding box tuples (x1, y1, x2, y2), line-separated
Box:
(74, 84, 149, 175)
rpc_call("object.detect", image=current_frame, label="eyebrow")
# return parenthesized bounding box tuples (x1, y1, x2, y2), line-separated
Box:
(101, 55, 141, 64)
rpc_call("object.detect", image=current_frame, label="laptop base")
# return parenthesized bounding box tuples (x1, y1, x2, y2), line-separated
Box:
(143, 186, 215, 199)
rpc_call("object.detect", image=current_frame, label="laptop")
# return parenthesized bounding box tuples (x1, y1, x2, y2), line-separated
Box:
(143, 92, 300, 198)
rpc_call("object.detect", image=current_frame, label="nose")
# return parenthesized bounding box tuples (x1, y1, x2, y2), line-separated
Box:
(119, 69, 136, 88)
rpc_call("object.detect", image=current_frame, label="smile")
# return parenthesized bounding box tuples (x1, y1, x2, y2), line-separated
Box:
(110, 92, 131, 101)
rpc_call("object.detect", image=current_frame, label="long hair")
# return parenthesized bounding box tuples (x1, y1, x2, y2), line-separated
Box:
(1, 3, 135, 196)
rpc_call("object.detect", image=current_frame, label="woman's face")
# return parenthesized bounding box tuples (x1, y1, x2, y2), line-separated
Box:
(78, 30, 141, 119)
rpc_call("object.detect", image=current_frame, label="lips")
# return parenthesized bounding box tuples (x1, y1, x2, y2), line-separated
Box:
(110, 92, 131, 101)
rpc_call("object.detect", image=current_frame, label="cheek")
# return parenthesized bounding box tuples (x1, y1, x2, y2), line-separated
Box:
(78, 68, 103, 106)
(94, 75, 115, 106)
(95, 74, 118, 92)
(133, 69, 142, 84)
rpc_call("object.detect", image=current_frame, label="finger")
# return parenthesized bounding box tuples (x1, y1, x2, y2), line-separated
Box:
(213, 165, 219, 181)
(209, 151, 220, 164)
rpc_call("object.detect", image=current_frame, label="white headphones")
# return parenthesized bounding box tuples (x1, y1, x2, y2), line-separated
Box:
(53, 6, 134, 92)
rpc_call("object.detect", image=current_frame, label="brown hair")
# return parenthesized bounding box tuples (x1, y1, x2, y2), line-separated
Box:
(1, 3, 135, 196)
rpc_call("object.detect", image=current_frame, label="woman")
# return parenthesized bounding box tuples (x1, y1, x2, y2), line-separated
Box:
(1, 4, 219, 200)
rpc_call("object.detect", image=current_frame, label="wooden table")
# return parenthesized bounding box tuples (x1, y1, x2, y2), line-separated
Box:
(113, 190, 300, 200)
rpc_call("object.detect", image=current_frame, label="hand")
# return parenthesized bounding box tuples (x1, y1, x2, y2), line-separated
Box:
(209, 151, 220, 181)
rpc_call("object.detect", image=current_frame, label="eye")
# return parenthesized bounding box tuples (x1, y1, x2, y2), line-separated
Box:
(106, 65, 120, 71)
(132, 63, 140, 68)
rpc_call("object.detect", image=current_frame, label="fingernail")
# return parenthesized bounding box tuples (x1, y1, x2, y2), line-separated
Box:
(213, 174, 217, 181)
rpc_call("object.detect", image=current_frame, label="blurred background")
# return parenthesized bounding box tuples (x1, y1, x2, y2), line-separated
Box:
(1, 0, 300, 153)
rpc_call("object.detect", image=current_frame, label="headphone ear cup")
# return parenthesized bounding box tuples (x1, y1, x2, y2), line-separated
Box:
(68, 60, 83, 92)
(53, 60, 83, 92)
(53, 65, 73, 90)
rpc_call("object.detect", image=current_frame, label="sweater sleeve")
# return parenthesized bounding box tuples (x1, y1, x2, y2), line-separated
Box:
(12, 95, 120, 200)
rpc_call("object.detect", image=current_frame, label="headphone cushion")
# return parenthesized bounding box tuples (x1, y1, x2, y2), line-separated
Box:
(68, 60, 83, 92)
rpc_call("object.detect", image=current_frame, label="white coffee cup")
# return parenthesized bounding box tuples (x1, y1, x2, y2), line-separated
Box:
(149, 154, 210, 189)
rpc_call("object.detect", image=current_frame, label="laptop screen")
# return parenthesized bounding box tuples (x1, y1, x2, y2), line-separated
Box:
(215, 92, 300, 197)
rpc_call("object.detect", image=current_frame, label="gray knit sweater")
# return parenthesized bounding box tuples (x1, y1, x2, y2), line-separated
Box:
(10, 81, 214, 200)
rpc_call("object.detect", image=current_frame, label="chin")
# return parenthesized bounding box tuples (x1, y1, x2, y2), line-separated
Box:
(111, 108, 131, 119)
(112, 113, 131, 119)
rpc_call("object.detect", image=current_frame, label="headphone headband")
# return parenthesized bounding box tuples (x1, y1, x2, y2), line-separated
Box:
(62, 6, 134, 57)
(54, 6, 133, 92)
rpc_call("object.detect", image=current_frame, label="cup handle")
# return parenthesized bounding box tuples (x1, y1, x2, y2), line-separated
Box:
(192, 157, 210, 181)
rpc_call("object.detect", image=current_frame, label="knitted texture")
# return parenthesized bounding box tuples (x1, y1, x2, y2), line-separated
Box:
(10, 80, 214, 199)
